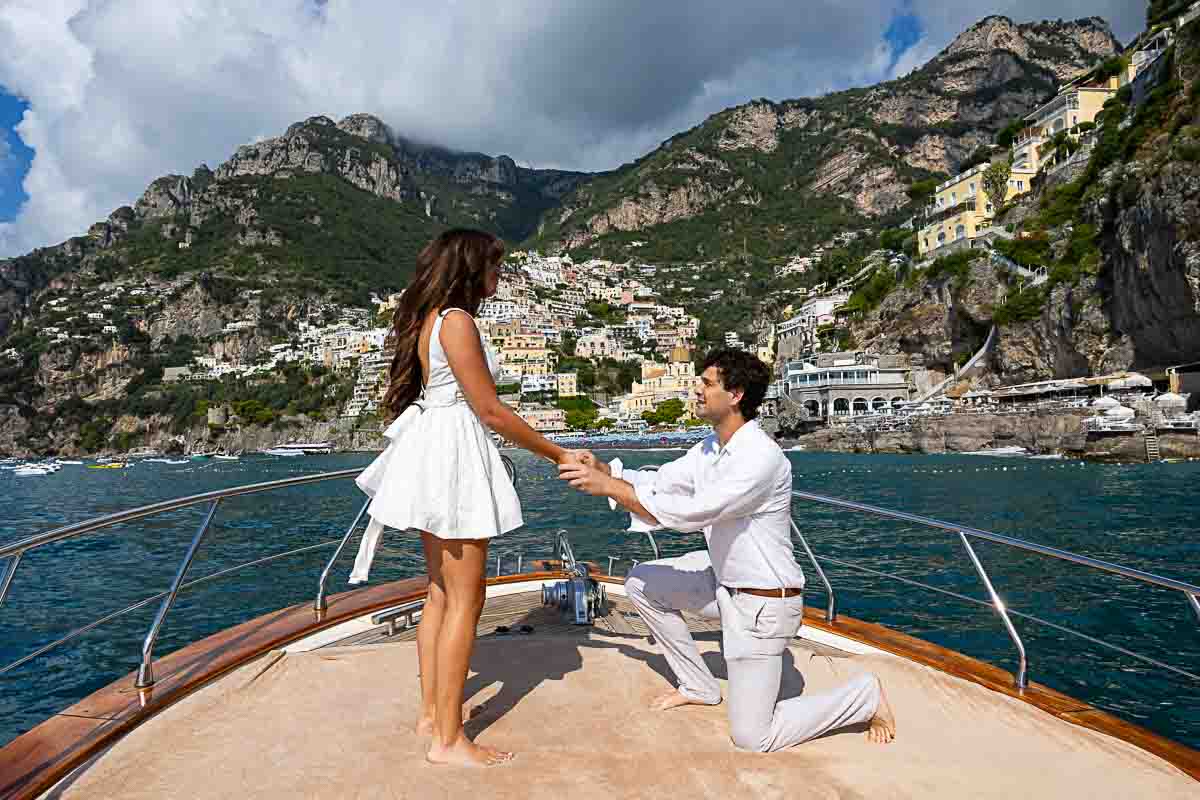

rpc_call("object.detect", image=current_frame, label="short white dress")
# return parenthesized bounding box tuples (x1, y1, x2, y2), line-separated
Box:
(348, 308, 523, 584)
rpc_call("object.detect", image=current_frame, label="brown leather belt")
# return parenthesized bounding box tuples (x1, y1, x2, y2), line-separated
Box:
(727, 586, 803, 598)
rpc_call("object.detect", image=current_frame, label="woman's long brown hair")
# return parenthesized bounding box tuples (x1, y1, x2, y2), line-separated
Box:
(382, 229, 505, 420)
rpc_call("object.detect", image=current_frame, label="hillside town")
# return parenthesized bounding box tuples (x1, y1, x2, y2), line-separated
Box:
(1, 5, 1196, 455)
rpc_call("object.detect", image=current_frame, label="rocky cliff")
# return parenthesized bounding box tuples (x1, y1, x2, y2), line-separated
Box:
(535, 16, 1120, 263)
(843, 17, 1200, 387)
(0, 113, 590, 343)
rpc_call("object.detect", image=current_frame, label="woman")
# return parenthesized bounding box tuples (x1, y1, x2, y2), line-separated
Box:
(349, 229, 582, 768)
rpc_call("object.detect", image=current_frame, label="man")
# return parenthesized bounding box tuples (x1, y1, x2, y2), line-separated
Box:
(559, 349, 895, 752)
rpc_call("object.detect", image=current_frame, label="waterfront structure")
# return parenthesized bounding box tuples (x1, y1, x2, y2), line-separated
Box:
(516, 404, 567, 432)
(783, 352, 911, 420)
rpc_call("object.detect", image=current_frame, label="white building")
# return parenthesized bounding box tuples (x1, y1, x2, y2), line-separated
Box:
(521, 374, 559, 395)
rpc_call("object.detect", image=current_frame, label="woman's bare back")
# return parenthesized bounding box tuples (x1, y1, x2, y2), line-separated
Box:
(416, 310, 439, 389)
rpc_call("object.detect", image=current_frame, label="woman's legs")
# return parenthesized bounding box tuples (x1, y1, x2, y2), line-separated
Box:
(424, 535, 512, 766)
(414, 531, 446, 735)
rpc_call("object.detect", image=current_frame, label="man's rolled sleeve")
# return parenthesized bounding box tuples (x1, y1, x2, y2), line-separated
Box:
(636, 456, 774, 533)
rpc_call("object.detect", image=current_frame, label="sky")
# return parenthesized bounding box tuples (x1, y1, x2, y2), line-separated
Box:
(0, 0, 1145, 258)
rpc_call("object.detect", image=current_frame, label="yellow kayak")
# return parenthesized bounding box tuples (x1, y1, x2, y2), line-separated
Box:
(88, 463, 126, 469)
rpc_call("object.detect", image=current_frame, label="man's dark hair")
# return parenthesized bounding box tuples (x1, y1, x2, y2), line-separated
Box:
(701, 349, 771, 421)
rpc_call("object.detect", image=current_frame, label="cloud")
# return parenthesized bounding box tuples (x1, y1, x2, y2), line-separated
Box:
(0, 0, 1146, 257)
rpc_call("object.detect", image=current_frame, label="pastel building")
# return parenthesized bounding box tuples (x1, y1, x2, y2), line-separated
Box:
(916, 164, 1028, 258)
(1011, 76, 1119, 174)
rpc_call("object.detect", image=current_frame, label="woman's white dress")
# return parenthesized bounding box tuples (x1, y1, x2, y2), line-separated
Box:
(348, 308, 523, 584)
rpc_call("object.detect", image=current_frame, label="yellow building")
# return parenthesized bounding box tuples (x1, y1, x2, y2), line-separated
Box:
(917, 163, 1027, 257)
(556, 372, 578, 397)
(620, 347, 698, 418)
(1012, 77, 1118, 173)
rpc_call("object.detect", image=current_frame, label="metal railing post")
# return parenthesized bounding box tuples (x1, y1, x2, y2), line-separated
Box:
(495, 553, 503, 577)
(1186, 592, 1200, 626)
(136, 500, 220, 689)
(644, 532, 660, 560)
(315, 499, 371, 613)
(607, 556, 617, 576)
(0, 553, 21, 608)
(517, 553, 523, 573)
(790, 519, 836, 623)
(958, 532, 1028, 691)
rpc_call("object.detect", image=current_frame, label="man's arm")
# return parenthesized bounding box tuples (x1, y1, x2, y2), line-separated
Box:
(634, 456, 776, 533)
(606, 476, 661, 526)
(558, 463, 662, 526)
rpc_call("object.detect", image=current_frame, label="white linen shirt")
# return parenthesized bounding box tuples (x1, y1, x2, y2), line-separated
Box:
(619, 421, 805, 590)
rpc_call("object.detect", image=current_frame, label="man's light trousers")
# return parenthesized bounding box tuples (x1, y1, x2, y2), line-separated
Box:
(626, 550, 881, 752)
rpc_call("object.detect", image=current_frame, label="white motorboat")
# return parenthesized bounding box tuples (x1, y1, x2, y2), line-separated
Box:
(262, 448, 305, 457)
(0, 467, 1197, 798)
(961, 445, 1030, 457)
(270, 441, 334, 455)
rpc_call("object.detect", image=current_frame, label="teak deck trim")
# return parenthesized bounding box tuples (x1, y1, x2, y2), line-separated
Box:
(1, 572, 1196, 799)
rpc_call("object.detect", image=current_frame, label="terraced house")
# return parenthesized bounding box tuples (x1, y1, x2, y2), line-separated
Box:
(916, 163, 1027, 258)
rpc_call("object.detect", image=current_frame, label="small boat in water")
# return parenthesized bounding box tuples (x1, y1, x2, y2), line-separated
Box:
(87, 462, 127, 470)
(269, 441, 334, 455)
(961, 446, 1030, 457)
(262, 448, 305, 457)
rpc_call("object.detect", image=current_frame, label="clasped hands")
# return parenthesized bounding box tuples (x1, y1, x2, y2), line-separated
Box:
(556, 449, 614, 497)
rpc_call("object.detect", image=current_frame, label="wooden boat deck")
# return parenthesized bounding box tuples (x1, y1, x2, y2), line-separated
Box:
(3, 576, 1198, 799)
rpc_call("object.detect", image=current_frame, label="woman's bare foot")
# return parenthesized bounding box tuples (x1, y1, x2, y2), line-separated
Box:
(426, 734, 514, 767)
(648, 688, 715, 711)
(414, 713, 436, 737)
(866, 677, 896, 744)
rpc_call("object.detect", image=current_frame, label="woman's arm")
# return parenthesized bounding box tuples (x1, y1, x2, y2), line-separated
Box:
(439, 311, 572, 464)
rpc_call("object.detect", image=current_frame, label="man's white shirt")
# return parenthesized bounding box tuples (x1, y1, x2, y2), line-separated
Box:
(613, 421, 805, 590)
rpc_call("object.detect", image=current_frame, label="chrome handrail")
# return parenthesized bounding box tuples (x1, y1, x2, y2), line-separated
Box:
(3, 470, 1198, 699)
(789, 519, 837, 624)
(0, 467, 367, 687)
(0, 468, 365, 563)
(791, 490, 1200, 595)
(0, 537, 344, 678)
(791, 490, 1200, 692)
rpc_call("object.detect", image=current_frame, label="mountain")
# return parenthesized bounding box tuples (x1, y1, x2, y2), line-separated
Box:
(5, 11, 1190, 457)
(531, 16, 1120, 263)
(838, 15, 1200, 386)
(0, 113, 589, 338)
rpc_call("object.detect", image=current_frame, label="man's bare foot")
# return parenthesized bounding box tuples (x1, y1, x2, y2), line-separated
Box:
(866, 677, 896, 744)
(414, 714, 435, 737)
(426, 735, 514, 767)
(648, 689, 714, 711)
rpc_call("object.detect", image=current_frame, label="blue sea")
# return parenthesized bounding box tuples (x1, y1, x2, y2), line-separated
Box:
(1, 451, 1198, 750)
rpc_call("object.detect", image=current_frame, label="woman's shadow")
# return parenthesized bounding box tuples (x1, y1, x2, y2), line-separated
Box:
(461, 610, 808, 738)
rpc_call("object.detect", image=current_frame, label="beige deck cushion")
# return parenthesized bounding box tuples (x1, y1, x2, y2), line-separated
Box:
(49, 632, 1197, 799)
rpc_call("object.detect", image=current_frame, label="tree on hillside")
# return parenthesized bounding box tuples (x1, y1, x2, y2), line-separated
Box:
(906, 179, 938, 204)
(996, 119, 1025, 149)
(982, 160, 1013, 210)
(958, 146, 994, 172)
(641, 398, 686, 426)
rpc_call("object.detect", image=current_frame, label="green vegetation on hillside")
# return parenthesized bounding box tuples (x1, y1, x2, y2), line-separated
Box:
(44, 361, 354, 453)
(120, 175, 441, 305)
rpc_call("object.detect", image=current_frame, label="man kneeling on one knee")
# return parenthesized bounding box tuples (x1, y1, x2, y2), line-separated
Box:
(559, 349, 896, 752)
